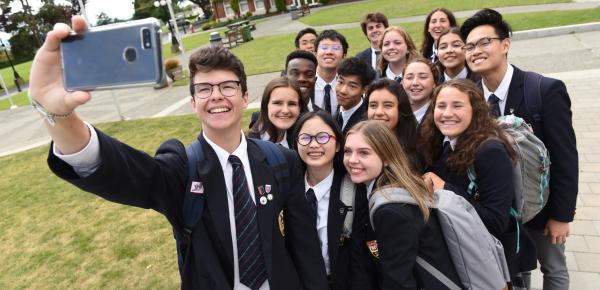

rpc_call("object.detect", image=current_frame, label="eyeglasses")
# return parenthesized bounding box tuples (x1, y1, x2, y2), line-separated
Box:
(297, 132, 336, 146)
(461, 37, 504, 53)
(318, 44, 342, 52)
(190, 80, 240, 99)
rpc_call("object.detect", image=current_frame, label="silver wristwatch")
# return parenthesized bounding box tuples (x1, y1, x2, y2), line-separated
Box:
(30, 98, 73, 126)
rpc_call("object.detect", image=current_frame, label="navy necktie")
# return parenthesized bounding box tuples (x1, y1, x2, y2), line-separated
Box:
(394, 75, 402, 83)
(229, 155, 267, 290)
(442, 141, 453, 157)
(488, 94, 501, 117)
(306, 188, 318, 223)
(324, 84, 332, 114)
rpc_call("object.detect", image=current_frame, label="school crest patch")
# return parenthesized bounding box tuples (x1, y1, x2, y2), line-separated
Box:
(367, 240, 379, 259)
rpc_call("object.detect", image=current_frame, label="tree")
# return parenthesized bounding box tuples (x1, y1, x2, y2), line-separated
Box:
(96, 11, 120, 26)
(229, 0, 240, 18)
(133, 0, 169, 23)
(179, 0, 212, 20)
(274, 0, 286, 12)
(65, 0, 88, 15)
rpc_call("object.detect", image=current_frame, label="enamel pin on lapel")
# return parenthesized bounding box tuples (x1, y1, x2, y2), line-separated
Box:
(257, 185, 268, 205)
(265, 184, 273, 201)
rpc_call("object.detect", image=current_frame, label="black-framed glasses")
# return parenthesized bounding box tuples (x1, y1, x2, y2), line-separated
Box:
(190, 80, 240, 99)
(297, 132, 336, 146)
(461, 37, 504, 53)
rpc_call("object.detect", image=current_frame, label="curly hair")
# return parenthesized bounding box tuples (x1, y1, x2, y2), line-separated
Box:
(419, 79, 516, 174)
(420, 8, 457, 60)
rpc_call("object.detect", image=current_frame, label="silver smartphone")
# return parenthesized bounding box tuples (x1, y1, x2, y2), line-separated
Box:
(60, 18, 163, 91)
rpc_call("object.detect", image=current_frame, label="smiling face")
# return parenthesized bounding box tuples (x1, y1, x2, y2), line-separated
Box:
(298, 32, 317, 53)
(317, 38, 345, 70)
(437, 32, 466, 71)
(286, 58, 316, 100)
(402, 62, 435, 108)
(336, 74, 365, 110)
(296, 117, 339, 171)
(434, 86, 473, 139)
(343, 132, 384, 184)
(366, 21, 386, 47)
(465, 25, 511, 76)
(367, 88, 399, 130)
(381, 31, 408, 65)
(190, 69, 248, 137)
(428, 10, 451, 42)
(268, 87, 301, 132)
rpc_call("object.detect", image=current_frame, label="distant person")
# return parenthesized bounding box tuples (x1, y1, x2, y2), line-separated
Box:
(436, 27, 480, 83)
(461, 9, 578, 289)
(295, 27, 318, 54)
(420, 8, 457, 63)
(356, 12, 389, 71)
(335, 57, 376, 135)
(401, 57, 441, 124)
(377, 26, 419, 82)
(344, 120, 462, 289)
(248, 77, 307, 148)
(315, 29, 348, 116)
(29, 16, 329, 289)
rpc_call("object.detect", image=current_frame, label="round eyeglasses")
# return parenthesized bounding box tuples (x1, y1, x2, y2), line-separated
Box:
(297, 132, 336, 146)
(190, 80, 241, 99)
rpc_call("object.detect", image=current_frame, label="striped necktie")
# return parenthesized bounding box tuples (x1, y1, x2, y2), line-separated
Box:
(229, 155, 268, 290)
(488, 93, 501, 117)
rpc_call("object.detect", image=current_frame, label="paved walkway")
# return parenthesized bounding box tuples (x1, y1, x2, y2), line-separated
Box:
(2, 3, 600, 289)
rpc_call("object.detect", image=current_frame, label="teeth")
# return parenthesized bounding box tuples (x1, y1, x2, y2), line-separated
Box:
(307, 152, 324, 157)
(210, 107, 230, 113)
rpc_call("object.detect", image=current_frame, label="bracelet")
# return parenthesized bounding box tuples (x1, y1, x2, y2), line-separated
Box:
(30, 97, 73, 127)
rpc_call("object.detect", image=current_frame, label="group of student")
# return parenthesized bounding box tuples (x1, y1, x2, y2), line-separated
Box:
(28, 6, 578, 290)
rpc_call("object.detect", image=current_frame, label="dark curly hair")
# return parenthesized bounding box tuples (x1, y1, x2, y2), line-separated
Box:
(419, 79, 516, 174)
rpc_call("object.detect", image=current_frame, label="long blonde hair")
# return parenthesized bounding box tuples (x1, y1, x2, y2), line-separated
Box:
(348, 120, 433, 221)
(377, 26, 419, 74)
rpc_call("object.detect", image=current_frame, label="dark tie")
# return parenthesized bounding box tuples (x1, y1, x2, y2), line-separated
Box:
(394, 75, 402, 83)
(306, 188, 318, 223)
(324, 84, 332, 114)
(442, 141, 453, 157)
(336, 111, 344, 130)
(488, 94, 501, 117)
(229, 155, 267, 290)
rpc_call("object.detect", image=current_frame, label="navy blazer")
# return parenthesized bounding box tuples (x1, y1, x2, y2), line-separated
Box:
(504, 66, 578, 229)
(356, 47, 373, 68)
(48, 129, 329, 290)
(326, 171, 354, 289)
(337, 99, 367, 135)
(433, 140, 537, 276)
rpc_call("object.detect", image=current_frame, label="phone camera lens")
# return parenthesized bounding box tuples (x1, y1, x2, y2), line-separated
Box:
(141, 28, 152, 49)
(124, 47, 137, 62)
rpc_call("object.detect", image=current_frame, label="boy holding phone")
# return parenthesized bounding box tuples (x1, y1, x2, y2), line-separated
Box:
(29, 16, 328, 289)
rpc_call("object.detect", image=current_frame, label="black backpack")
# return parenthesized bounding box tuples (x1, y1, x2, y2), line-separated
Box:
(173, 138, 291, 277)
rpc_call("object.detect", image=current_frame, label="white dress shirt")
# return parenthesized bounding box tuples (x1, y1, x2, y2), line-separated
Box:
(305, 169, 334, 275)
(482, 64, 514, 116)
(385, 65, 402, 81)
(443, 66, 469, 82)
(260, 131, 289, 149)
(370, 48, 380, 71)
(339, 98, 363, 131)
(413, 102, 430, 124)
(56, 129, 269, 290)
(314, 74, 338, 115)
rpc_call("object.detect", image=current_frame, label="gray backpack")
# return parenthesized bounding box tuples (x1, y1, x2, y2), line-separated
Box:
(468, 115, 550, 224)
(369, 188, 510, 290)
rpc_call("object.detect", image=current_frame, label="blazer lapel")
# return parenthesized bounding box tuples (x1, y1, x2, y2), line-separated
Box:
(327, 171, 347, 269)
(247, 140, 275, 277)
(197, 137, 234, 268)
(505, 65, 525, 116)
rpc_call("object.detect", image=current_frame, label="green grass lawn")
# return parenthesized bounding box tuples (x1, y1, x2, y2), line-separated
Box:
(301, 0, 570, 26)
(0, 110, 257, 289)
(0, 90, 29, 110)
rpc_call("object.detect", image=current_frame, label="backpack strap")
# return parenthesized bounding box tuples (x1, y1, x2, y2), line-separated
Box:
(416, 256, 463, 290)
(174, 138, 206, 277)
(522, 71, 544, 139)
(248, 138, 290, 198)
(340, 174, 356, 239)
(368, 188, 417, 230)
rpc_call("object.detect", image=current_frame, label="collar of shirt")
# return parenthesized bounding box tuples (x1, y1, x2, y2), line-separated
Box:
(443, 135, 458, 151)
(370, 48, 379, 70)
(385, 65, 402, 81)
(413, 102, 430, 124)
(482, 63, 514, 105)
(431, 44, 438, 61)
(444, 66, 469, 82)
(340, 98, 363, 128)
(315, 73, 337, 90)
(304, 169, 335, 202)
(260, 131, 289, 149)
(203, 131, 249, 170)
